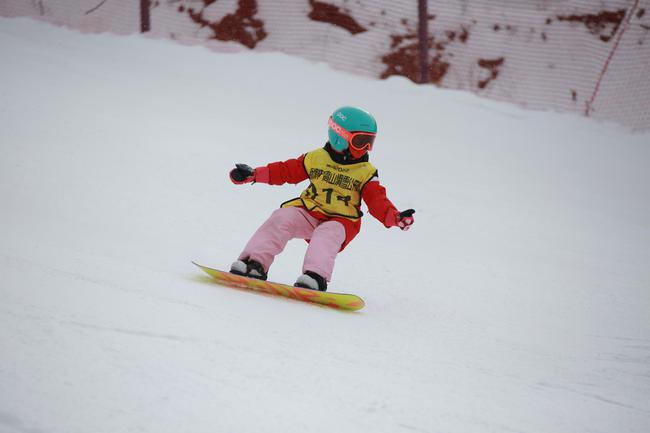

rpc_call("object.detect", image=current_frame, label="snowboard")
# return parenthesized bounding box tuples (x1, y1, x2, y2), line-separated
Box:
(192, 262, 365, 311)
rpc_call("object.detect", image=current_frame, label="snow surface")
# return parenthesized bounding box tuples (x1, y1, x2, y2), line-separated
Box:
(2, 17, 650, 433)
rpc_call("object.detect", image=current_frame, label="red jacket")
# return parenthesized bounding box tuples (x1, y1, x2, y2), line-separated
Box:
(256, 146, 398, 250)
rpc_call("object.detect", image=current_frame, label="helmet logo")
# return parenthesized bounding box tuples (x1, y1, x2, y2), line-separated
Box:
(336, 112, 347, 121)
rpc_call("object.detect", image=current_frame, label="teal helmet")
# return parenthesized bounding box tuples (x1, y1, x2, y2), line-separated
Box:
(327, 106, 377, 153)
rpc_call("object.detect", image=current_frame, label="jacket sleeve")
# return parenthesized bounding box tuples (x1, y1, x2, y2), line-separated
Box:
(362, 177, 398, 228)
(255, 154, 308, 185)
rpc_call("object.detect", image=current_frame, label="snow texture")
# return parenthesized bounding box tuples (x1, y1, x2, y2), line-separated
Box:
(1, 17, 650, 433)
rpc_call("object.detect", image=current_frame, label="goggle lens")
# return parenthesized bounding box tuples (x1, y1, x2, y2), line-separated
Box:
(350, 133, 375, 151)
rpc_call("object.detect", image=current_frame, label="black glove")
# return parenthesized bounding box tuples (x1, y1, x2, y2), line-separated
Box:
(229, 163, 255, 184)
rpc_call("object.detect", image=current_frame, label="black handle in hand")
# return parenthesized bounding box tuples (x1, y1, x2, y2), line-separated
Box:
(399, 209, 415, 218)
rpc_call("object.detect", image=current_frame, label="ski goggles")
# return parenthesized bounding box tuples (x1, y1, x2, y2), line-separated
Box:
(328, 116, 376, 152)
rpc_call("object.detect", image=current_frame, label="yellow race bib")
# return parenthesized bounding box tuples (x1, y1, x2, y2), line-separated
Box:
(282, 148, 377, 220)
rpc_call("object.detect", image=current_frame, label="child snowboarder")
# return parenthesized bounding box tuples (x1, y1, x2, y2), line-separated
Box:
(228, 106, 414, 291)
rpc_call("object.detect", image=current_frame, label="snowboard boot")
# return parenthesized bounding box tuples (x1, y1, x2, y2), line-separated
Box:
(229, 258, 268, 281)
(294, 271, 327, 292)
(229, 260, 248, 276)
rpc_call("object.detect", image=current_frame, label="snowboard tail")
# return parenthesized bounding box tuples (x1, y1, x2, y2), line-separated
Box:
(193, 262, 364, 311)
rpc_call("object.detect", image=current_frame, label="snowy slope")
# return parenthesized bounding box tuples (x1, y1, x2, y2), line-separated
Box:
(1, 17, 650, 433)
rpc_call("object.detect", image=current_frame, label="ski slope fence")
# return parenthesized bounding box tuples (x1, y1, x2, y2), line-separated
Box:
(3, 0, 649, 131)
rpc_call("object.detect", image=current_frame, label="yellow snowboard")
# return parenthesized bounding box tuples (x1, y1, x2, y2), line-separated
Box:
(193, 262, 364, 311)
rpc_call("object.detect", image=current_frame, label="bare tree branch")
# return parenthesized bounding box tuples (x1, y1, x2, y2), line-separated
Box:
(85, 0, 109, 15)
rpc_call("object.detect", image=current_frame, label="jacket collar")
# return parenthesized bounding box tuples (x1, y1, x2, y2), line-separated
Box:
(324, 142, 369, 164)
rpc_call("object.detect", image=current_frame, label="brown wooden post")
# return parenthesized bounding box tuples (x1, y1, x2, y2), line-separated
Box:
(140, 0, 151, 33)
(417, 0, 429, 84)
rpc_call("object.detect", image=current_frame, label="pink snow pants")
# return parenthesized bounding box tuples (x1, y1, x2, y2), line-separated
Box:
(238, 207, 346, 281)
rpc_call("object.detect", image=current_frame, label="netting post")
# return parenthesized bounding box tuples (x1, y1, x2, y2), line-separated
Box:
(140, 0, 151, 33)
(418, 0, 429, 84)
(585, 0, 641, 116)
